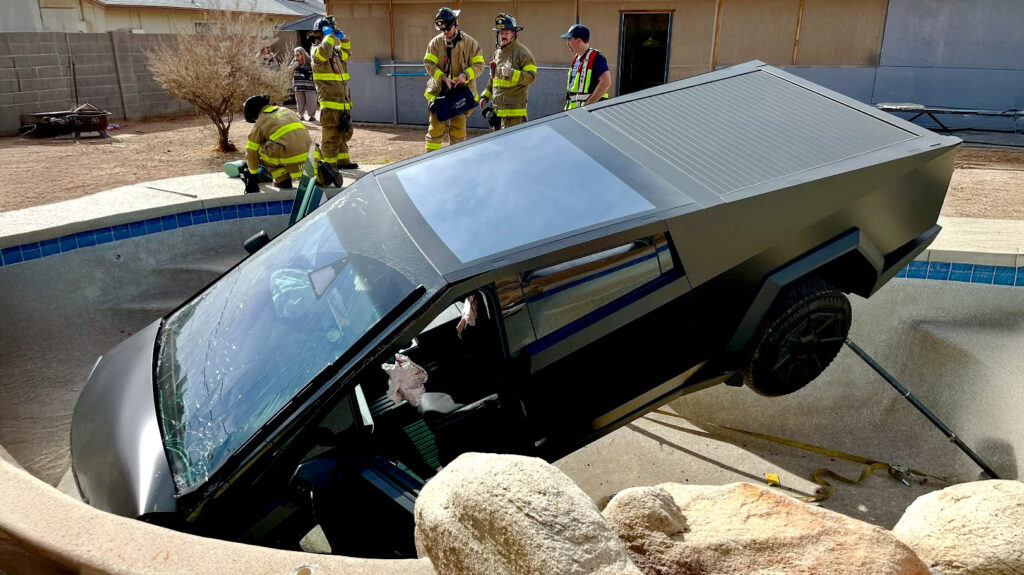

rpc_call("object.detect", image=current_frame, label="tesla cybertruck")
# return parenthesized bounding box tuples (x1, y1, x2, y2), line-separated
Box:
(71, 61, 958, 557)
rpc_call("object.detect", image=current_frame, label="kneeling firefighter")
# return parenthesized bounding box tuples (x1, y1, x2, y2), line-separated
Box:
(242, 94, 312, 194)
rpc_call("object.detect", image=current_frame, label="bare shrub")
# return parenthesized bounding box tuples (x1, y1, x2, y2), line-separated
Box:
(147, 2, 291, 152)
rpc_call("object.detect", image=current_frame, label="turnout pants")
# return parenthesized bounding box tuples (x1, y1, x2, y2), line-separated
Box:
(320, 108, 354, 165)
(499, 116, 526, 130)
(425, 111, 468, 151)
(259, 141, 305, 184)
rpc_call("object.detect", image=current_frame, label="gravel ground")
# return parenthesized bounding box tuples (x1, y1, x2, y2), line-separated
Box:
(0, 115, 1022, 217)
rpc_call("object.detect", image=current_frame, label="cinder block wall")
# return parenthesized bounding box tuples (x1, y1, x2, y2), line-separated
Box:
(0, 31, 194, 136)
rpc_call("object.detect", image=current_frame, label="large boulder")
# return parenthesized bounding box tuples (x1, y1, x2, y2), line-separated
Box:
(414, 453, 641, 575)
(892, 479, 1024, 575)
(605, 482, 929, 575)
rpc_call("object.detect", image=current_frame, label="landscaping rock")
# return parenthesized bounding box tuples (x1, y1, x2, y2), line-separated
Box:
(892, 479, 1024, 575)
(414, 453, 641, 575)
(608, 482, 929, 575)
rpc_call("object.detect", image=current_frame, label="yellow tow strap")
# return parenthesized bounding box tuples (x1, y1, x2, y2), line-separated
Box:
(648, 409, 953, 502)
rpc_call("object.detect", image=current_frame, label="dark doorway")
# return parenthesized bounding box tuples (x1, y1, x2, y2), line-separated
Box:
(617, 12, 672, 96)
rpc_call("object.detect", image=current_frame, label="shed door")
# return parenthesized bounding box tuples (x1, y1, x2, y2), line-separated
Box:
(618, 12, 672, 95)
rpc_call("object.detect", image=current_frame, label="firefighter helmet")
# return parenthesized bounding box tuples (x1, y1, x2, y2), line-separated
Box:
(243, 94, 270, 123)
(492, 13, 522, 32)
(312, 15, 337, 36)
(435, 7, 460, 31)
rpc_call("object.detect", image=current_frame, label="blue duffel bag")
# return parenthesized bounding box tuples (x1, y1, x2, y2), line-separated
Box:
(430, 84, 477, 122)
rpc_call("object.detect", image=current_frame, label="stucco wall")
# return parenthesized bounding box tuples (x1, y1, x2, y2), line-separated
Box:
(0, 0, 44, 33)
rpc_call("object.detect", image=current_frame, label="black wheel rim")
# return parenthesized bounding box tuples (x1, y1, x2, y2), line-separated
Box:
(772, 310, 846, 384)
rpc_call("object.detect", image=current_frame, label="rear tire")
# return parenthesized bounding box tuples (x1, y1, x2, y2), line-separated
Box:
(743, 277, 851, 397)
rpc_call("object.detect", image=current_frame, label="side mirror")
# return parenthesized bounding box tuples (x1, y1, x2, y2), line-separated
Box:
(290, 456, 339, 499)
(243, 230, 270, 254)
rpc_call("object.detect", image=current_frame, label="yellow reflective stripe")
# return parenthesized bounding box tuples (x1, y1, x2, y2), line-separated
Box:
(315, 50, 327, 61)
(289, 171, 303, 179)
(325, 35, 336, 46)
(471, 55, 485, 64)
(321, 100, 352, 110)
(313, 72, 349, 81)
(511, 69, 521, 84)
(493, 78, 518, 88)
(424, 52, 439, 64)
(340, 50, 349, 61)
(249, 168, 259, 174)
(263, 105, 278, 112)
(465, 67, 475, 81)
(433, 69, 444, 82)
(337, 40, 350, 49)
(336, 152, 349, 160)
(495, 108, 527, 117)
(481, 89, 491, 99)
(278, 152, 309, 164)
(321, 154, 336, 162)
(271, 167, 287, 178)
(268, 121, 304, 141)
(424, 90, 436, 102)
(246, 140, 259, 151)
(425, 141, 443, 150)
(522, 64, 538, 74)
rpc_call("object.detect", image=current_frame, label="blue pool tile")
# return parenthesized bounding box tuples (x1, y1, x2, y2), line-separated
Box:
(238, 203, 253, 218)
(907, 261, 928, 279)
(221, 205, 238, 220)
(59, 235, 78, 252)
(94, 227, 114, 245)
(160, 215, 178, 230)
(113, 224, 131, 241)
(207, 206, 223, 222)
(176, 212, 193, 228)
(144, 218, 163, 234)
(2, 246, 23, 265)
(970, 265, 995, 284)
(191, 209, 208, 224)
(894, 266, 908, 278)
(268, 201, 283, 215)
(76, 230, 97, 247)
(1017, 267, 1024, 286)
(994, 266, 1016, 286)
(253, 202, 268, 217)
(926, 261, 950, 281)
(129, 221, 148, 237)
(21, 246, 41, 261)
(949, 263, 973, 283)
(40, 238, 60, 257)
(283, 200, 294, 213)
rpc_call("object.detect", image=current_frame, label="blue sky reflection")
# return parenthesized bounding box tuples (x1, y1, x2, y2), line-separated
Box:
(395, 125, 655, 263)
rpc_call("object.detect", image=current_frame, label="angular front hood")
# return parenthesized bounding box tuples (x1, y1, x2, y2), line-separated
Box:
(70, 319, 177, 517)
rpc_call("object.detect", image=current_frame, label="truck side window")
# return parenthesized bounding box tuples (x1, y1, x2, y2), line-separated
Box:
(497, 232, 677, 355)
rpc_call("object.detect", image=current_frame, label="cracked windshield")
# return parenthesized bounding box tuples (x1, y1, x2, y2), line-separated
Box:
(155, 178, 441, 491)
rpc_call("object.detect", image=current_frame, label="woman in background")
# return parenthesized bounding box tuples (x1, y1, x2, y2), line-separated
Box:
(289, 47, 318, 122)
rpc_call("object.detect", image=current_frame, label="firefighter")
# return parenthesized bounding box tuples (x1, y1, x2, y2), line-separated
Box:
(311, 15, 358, 170)
(423, 7, 485, 151)
(242, 94, 312, 193)
(479, 13, 537, 130)
(561, 24, 611, 109)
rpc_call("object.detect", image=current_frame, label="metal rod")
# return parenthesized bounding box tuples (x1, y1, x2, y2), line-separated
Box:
(141, 185, 199, 198)
(844, 338, 1001, 479)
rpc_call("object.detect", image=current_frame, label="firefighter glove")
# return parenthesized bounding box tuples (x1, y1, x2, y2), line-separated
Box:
(244, 173, 260, 194)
